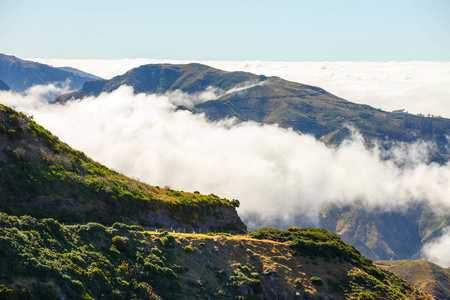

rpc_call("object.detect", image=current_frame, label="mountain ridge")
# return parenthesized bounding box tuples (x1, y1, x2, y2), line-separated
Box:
(57, 63, 450, 155)
(0, 53, 102, 92)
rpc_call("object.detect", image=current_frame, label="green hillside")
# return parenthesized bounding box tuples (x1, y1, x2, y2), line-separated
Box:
(0, 103, 245, 231)
(0, 213, 436, 299)
(376, 260, 450, 300)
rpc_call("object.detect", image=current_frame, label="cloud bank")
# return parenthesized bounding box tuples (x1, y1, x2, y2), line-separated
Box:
(31, 58, 450, 118)
(2, 84, 450, 266)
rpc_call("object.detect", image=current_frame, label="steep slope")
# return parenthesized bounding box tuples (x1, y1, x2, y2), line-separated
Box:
(376, 260, 450, 300)
(0, 79, 10, 91)
(55, 63, 267, 102)
(0, 54, 101, 92)
(0, 215, 435, 300)
(319, 203, 450, 261)
(0, 103, 245, 231)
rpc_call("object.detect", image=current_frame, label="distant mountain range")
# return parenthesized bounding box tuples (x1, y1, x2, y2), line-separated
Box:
(0, 53, 101, 92)
(57, 63, 450, 159)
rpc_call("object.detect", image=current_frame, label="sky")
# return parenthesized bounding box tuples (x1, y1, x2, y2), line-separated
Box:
(2, 0, 450, 61)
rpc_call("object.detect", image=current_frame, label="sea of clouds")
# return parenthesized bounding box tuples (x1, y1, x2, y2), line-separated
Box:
(3, 59, 450, 267)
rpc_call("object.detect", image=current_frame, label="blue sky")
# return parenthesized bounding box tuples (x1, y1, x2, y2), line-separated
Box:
(1, 0, 449, 61)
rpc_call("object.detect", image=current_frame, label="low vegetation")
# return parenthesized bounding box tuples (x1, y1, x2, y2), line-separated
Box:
(0, 213, 434, 299)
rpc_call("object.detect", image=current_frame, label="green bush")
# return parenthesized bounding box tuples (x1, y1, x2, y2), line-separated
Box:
(357, 291, 375, 300)
(294, 279, 303, 289)
(0, 284, 18, 300)
(310, 276, 324, 286)
(112, 236, 128, 251)
(184, 245, 194, 252)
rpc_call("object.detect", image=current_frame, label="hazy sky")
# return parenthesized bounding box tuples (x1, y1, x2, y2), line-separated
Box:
(2, 0, 449, 61)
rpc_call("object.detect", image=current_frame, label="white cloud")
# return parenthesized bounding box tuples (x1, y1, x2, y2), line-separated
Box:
(421, 227, 450, 268)
(30, 58, 450, 118)
(2, 85, 450, 230)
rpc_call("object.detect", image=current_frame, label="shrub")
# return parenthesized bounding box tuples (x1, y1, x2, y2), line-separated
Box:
(184, 246, 194, 253)
(230, 199, 240, 207)
(159, 232, 175, 248)
(310, 277, 324, 286)
(0, 284, 18, 300)
(357, 291, 375, 300)
(294, 279, 303, 289)
(112, 236, 128, 251)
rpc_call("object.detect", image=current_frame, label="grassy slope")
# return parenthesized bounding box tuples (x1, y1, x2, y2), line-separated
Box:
(0, 213, 436, 300)
(0, 104, 245, 231)
(376, 260, 450, 300)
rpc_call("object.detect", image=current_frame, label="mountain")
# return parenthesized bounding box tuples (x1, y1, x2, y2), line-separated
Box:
(0, 53, 102, 92)
(0, 216, 435, 299)
(0, 103, 244, 231)
(56, 63, 266, 102)
(376, 260, 450, 300)
(319, 203, 450, 261)
(0, 79, 9, 91)
(57, 66, 102, 81)
(57, 63, 450, 156)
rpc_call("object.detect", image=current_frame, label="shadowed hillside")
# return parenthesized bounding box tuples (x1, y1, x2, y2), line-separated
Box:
(0, 79, 9, 91)
(0, 54, 101, 92)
